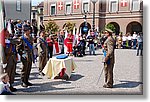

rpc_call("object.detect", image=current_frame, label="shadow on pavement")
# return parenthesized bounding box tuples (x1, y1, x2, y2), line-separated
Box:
(69, 74, 84, 81)
(113, 80, 143, 88)
(15, 81, 73, 93)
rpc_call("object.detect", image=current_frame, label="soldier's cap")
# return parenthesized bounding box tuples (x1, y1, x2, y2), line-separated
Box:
(105, 28, 113, 33)
(23, 25, 30, 31)
(0, 73, 8, 80)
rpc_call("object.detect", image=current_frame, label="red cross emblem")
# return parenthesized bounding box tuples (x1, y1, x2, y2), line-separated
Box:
(58, 1, 63, 10)
(121, 0, 127, 7)
(74, 0, 79, 9)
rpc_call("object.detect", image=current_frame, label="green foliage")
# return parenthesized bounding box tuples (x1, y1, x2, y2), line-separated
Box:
(45, 19, 59, 34)
(63, 22, 76, 33)
(105, 23, 116, 33)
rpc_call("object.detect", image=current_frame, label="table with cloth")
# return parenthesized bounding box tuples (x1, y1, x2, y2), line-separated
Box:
(42, 57, 76, 79)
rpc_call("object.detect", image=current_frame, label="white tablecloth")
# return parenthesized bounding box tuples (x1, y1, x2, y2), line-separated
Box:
(42, 57, 76, 79)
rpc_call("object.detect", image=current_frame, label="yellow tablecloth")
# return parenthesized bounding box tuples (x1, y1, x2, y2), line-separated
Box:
(42, 57, 76, 79)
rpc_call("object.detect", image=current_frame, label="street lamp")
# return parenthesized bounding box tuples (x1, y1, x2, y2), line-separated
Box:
(82, 10, 88, 34)
(91, 0, 98, 32)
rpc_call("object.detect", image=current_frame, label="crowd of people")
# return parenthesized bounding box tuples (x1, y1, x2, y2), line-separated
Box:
(115, 31, 143, 56)
(0, 19, 143, 94)
(0, 19, 98, 95)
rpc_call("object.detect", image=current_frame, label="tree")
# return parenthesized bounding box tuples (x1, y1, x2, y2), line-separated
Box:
(45, 19, 59, 34)
(105, 23, 116, 33)
(63, 22, 76, 33)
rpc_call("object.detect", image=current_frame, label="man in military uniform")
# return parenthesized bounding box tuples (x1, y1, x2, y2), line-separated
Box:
(4, 28, 17, 91)
(37, 31, 48, 75)
(103, 28, 115, 88)
(17, 25, 34, 87)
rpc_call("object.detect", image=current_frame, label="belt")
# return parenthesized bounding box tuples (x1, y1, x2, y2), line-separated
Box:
(67, 42, 73, 44)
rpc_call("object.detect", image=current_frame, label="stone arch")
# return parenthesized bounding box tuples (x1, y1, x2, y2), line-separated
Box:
(126, 21, 142, 34)
(107, 22, 120, 35)
(79, 22, 91, 35)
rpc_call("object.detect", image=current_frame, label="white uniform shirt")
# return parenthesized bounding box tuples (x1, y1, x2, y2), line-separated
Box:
(122, 36, 127, 42)
(132, 34, 137, 39)
(127, 36, 132, 40)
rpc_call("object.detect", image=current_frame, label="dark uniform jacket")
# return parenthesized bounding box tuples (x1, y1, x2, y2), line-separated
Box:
(16, 35, 33, 61)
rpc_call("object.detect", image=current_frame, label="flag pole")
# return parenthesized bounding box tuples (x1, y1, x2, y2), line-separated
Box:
(0, 0, 6, 74)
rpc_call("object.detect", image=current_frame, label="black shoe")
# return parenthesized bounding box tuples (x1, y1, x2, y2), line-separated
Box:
(21, 83, 28, 87)
(26, 82, 33, 86)
(39, 72, 45, 76)
(10, 86, 17, 92)
(15, 72, 20, 76)
(103, 84, 113, 88)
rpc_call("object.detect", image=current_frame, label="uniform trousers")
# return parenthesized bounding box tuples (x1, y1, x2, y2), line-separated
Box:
(21, 53, 32, 84)
(5, 55, 17, 85)
(104, 60, 114, 87)
(39, 53, 47, 72)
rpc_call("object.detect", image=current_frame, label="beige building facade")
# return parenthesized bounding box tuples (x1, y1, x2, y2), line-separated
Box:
(43, 0, 143, 35)
(31, 2, 44, 28)
(4, 0, 31, 21)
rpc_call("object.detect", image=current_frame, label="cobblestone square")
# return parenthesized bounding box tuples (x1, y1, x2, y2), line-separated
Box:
(13, 49, 143, 95)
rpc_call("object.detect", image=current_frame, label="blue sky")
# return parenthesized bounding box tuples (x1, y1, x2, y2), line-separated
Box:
(32, 0, 44, 6)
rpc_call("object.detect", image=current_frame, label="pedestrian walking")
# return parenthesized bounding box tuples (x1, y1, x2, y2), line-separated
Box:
(103, 28, 115, 88)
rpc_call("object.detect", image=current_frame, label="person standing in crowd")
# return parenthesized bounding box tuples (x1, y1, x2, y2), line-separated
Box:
(16, 25, 34, 87)
(37, 31, 48, 76)
(15, 20, 23, 37)
(40, 21, 45, 31)
(132, 32, 138, 49)
(32, 22, 38, 43)
(112, 33, 117, 49)
(100, 32, 107, 48)
(46, 34, 54, 58)
(3, 29, 17, 92)
(7, 19, 15, 37)
(0, 73, 15, 95)
(122, 34, 127, 49)
(58, 31, 65, 54)
(127, 33, 132, 49)
(117, 33, 123, 49)
(27, 21, 33, 35)
(66, 31, 74, 55)
(82, 34, 87, 55)
(103, 28, 115, 88)
(22, 20, 28, 29)
(136, 32, 143, 56)
(87, 30, 95, 55)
